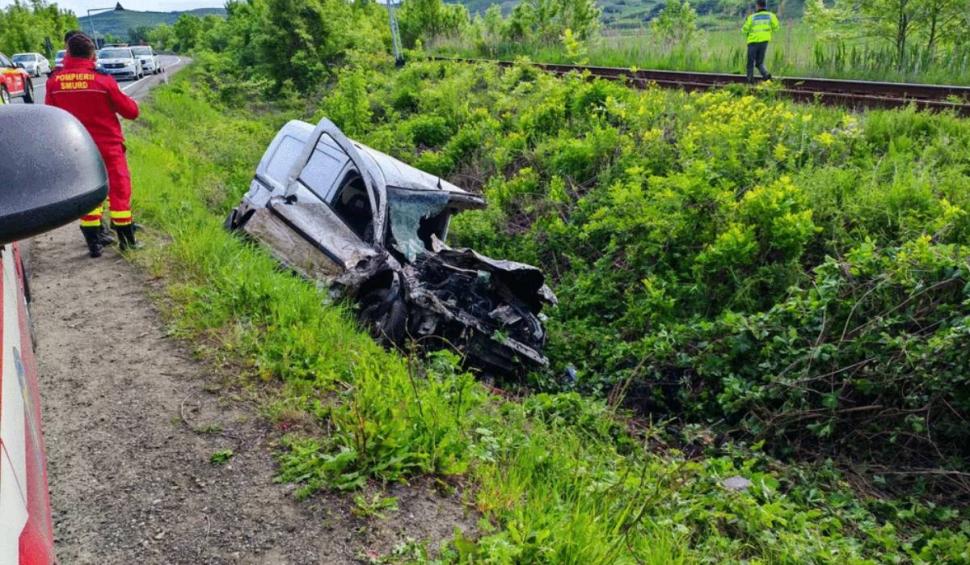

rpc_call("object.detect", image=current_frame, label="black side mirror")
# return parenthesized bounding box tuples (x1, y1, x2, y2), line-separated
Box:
(0, 105, 108, 245)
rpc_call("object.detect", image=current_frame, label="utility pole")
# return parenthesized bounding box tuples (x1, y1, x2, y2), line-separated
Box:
(86, 3, 125, 48)
(386, 0, 404, 66)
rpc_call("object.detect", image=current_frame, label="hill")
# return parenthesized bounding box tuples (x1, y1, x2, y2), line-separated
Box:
(450, 0, 804, 29)
(77, 7, 225, 39)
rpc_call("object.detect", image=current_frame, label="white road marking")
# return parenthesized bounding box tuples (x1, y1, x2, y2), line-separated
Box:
(121, 56, 182, 94)
(120, 73, 153, 93)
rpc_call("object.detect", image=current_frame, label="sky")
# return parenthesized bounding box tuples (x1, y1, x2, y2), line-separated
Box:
(0, 0, 223, 16)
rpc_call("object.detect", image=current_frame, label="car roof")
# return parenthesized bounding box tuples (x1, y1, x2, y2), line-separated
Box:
(268, 120, 477, 198)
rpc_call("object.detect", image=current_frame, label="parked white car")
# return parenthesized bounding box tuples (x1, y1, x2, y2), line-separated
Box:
(53, 50, 65, 71)
(131, 45, 161, 75)
(11, 53, 50, 78)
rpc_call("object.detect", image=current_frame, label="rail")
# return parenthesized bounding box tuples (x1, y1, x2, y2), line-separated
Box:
(432, 57, 970, 116)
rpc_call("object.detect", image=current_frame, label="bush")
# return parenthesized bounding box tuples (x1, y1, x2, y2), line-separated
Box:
(316, 60, 970, 480)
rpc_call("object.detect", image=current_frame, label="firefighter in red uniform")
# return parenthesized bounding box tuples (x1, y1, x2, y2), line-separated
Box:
(46, 32, 140, 257)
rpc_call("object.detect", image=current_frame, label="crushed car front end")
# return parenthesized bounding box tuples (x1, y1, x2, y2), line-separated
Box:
(226, 118, 556, 373)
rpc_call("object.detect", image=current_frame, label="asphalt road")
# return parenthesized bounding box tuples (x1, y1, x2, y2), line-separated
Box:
(24, 54, 186, 104)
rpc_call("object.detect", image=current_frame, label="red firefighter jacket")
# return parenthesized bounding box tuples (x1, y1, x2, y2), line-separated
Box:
(45, 56, 139, 148)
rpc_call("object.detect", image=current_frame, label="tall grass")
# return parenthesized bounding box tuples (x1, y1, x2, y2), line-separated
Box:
(121, 65, 966, 562)
(433, 21, 970, 85)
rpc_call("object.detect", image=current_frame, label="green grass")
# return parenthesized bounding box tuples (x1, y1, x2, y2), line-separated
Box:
(433, 20, 970, 85)
(122, 62, 969, 562)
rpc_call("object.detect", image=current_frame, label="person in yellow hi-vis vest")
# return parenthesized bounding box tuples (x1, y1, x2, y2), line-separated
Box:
(742, 0, 780, 83)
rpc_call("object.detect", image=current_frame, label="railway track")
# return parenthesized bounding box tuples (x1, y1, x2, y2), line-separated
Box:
(434, 57, 970, 116)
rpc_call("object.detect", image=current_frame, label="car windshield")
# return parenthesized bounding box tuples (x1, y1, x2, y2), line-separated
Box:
(55, 50, 65, 59)
(12, 54, 34, 62)
(131, 47, 151, 55)
(387, 188, 451, 261)
(99, 48, 131, 59)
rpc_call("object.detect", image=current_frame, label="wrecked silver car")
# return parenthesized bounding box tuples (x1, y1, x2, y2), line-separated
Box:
(225, 118, 556, 372)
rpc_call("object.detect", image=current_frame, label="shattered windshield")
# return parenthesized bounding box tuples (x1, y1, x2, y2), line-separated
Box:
(387, 188, 450, 262)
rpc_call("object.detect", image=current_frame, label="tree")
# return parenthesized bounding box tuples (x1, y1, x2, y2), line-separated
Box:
(147, 23, 174, 51)
(505, 0, 600, 44)
(128, 25, 153, 44)
(398, 0, 468, 48)
(172, 13, 203, 52)
(0, 0, 78, 55)
(651, 0, 698, 48)
(920, 0, 968, 56)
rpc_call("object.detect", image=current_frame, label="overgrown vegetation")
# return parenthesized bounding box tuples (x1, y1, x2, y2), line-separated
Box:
(428, 0, 970, 84)
(123, 44, 970, 559)
(309, 58, 970, 488)
(0, 0, 76, 56)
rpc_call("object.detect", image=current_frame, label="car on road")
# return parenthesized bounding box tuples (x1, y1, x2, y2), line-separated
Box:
(0, 104, 108, 564)
(226, 119, 557, 373)
(11, 54, 50, 78)
(0, 52, 35, 104)
(96, 46, 140, 81)
(53, 50, 65, 71)
(130, 45, 161, 75)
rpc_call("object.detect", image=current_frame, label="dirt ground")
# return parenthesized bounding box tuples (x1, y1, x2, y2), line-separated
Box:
(25, 224, 474, 563)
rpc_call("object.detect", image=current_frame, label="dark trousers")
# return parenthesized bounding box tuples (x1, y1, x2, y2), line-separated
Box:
(746, 42, 771, 82)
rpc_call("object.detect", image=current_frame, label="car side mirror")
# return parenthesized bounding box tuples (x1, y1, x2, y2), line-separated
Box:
(0, 105, 108, 245)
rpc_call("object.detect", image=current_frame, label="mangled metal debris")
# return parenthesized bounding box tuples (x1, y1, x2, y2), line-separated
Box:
(225, 118, 556, 373)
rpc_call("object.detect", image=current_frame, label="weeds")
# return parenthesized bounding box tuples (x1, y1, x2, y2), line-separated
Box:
(210, 449, 234, 465)
(123, 61, 970, 561)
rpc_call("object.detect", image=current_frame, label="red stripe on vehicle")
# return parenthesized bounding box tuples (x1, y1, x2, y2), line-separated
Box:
(13, 244, 55, 564)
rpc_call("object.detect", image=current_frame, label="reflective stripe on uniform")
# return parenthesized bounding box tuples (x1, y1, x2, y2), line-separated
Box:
(80, 203, 104, 227)
(109, 209, 133, 226)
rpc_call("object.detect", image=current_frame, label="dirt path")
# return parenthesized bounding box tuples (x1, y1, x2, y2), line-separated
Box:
(26, 226, 471, 564)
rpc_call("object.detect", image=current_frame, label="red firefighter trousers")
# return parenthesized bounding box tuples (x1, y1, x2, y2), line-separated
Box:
(80, 143, 133, 228)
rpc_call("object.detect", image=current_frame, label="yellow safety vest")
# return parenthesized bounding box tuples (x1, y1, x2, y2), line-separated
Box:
(743, 11, 780, 44)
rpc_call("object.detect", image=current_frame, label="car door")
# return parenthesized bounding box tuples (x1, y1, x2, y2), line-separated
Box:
(0, 54, 25, 96)
(273, 119, 387, 262)
(0, 243, 55, 565)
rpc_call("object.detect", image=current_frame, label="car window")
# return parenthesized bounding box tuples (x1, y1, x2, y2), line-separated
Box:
(0, 54, 12, 67)
(299, 133, 351, 203)
(131, 47, 152, 56)
(12, 54, 33, 63)
(55, 50, 65, 60)
(99, 48, 132, 59)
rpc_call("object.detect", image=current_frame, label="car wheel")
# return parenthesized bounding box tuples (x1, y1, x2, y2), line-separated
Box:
(0, 85, 10, 104)
(22, 80, 34, 103)
(358, 284, 407, 346)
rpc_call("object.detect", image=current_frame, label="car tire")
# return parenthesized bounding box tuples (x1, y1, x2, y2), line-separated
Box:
(0, 85, 10, 105)
(22, 80, 34, 104)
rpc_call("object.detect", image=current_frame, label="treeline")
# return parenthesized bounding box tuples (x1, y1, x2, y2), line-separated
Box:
(805, 0, 969, 69)
(152, 0, 600, 91)
(0, 0, 77, 56)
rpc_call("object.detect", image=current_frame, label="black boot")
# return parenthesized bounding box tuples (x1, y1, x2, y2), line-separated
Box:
(80, 226, 104, 258)
(114, 224, 140, 251)
(99, 223, 116, 246)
